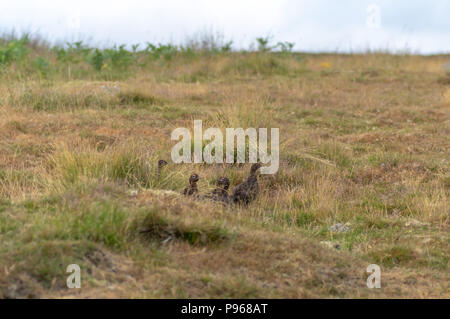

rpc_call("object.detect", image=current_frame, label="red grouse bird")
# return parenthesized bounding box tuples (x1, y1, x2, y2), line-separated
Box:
(157, 159, 168, 178)
(204, 176, 231, 205)
(183, 173, 200, 197)
(158, 159, 168, 170)
(232, 163, 262, 206)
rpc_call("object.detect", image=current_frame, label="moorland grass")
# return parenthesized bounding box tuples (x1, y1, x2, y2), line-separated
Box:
(0, 34, 448, 298)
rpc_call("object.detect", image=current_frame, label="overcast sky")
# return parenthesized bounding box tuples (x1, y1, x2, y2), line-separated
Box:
(1, 0, 449, 53)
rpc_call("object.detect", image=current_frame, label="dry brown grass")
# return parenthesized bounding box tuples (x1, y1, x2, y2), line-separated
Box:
(0, 53, 449, 298)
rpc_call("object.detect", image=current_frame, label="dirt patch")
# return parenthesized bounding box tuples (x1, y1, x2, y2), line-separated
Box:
(353, 161, 431, 185)
(85, 249, 117, 272)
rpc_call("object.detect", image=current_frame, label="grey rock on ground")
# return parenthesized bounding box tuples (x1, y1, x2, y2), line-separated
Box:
(320, 241, 341, 250)
(127, 189, 138, 197)
(101, 85, 121, 93)
(328, 222, 351, 233)
(404, 219, 429, 227)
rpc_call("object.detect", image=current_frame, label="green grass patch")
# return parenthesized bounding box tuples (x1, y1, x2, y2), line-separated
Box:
(368, 246, 416, 268)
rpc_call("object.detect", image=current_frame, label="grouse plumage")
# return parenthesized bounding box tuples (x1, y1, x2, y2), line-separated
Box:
(183, 173, 200, 197)
(157, 159, 168, 177)
(205, 176, 231, 205)
(232, 163, 262, 205)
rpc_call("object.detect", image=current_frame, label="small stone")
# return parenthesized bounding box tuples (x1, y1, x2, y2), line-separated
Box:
(320, 241, 340, 250)
(148, 189, 180, 196)
(127, 189, 138, 197)
(101, 85, 121, 93)
(405, 219, 429, 227)
(329, 223, 351, 233)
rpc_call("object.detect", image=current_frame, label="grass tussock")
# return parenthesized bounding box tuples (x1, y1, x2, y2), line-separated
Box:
(134, 207, 231, 246)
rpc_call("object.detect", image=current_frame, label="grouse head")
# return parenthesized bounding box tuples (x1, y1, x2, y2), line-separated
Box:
(189, 173, 200, 184)
(217, 177, 230, 190)
(250, 162, 262, 175)
(158, 159, 168, 169)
